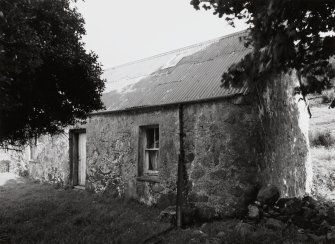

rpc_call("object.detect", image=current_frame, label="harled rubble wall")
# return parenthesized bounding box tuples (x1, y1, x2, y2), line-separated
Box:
(86, 108, 180, 205)
(86, 80, 310, 217)
(28, 133, 71, 185)
(86, 97, 260, 217)
(257, 71, 312, 198)
(0, 133, 71, 185)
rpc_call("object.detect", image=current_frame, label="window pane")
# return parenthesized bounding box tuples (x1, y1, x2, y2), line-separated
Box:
(146, 128, 155, 148)
(154, 128, 159, 148)
(148, 150, 158, 171)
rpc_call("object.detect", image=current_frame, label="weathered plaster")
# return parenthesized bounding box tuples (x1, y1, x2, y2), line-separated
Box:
(87, 97, 260, 216)
(29, 132, 70, 185)
(86, 108, 180, 206)
(184, 98, 259, 217)
(258, 71, 311, 197)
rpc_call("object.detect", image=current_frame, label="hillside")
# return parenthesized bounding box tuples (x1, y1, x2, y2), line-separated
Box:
(309, 97, 335, 201)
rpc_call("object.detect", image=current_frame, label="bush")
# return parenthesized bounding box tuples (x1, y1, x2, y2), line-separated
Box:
(321, 89, 335, 104)
(310, 130, 335, 148)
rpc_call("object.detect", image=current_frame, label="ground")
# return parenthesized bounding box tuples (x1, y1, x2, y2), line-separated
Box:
(0, 173, 312, 244)
(0, 173, 170, 244)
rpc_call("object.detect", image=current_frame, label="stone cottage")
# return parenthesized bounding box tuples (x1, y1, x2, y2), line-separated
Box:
(0, 30, 312, 217)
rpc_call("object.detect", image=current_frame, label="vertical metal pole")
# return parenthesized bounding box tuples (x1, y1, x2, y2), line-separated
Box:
(176, 104, 184, 228)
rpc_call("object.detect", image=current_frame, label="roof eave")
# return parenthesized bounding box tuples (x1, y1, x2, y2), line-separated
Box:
(90, 90, 249, 116)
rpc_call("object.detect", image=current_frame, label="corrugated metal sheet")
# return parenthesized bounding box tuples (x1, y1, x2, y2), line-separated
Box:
(100, 30, 251, 112)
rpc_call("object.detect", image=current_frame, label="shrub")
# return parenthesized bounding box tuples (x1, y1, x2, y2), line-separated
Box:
(310, 130, 335, 148)
(321, 89, 335, 104)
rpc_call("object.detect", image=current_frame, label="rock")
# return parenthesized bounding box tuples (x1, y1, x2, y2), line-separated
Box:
(235, 222, 254, 238)
(209, 238, 222, 244)
(257, 185, 280, 206)
(302, 206, 317, 220)
(268, 208, 280, 217)
(276, 215, 290, 222)
(158, 205, 176, 224)
(327, 226, 335, 241)
(216, 231, 226, 238)
(292, 215, 312, 229)
(183, 206, 196, 226)
(311, 214, 324, 225)
(275, 198, 291, 208)
(302, 195, 317, 209)
(296, 233, 309, 242)
(318, 206, 328, 219)
(196, 206, 216, 221)
(318, 220, 331, 235)
(327, 232, 335, 241)
(265, 218, 284, 230)
(192, 230, 208, 237)
(307, 233, 327, 242)
(283, 198, 303, 215)
(247, 204, 260, 219)
(327, 206, 335, 225)
(152, 184, 164, 193)
(200, 223, 208, 230)
(189, 238, 201, 244)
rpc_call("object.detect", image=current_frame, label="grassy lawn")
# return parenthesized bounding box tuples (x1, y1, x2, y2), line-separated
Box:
(0, 174, 170, 244)
(309, 103, 335, 201)
(311, 146, 335, 201)
(0, 174, 302, 244)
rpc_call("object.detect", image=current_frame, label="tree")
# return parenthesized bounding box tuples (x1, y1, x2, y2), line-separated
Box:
(0, 0, 105, 148)
(190, 0, 335, 94)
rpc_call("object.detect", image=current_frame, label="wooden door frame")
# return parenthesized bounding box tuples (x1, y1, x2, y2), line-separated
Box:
(69, 128, 86, 186)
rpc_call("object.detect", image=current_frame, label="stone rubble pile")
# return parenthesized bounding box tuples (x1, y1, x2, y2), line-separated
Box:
(245, 185, 335, 242)
(158, 185, 335, 242)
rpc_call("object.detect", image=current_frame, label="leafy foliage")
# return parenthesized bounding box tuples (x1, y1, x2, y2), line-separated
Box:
(191, 0, 335, 93)
(0, 0, 105, 147)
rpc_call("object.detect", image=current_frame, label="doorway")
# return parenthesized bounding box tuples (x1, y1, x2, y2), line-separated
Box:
(70, 129, 87, 187)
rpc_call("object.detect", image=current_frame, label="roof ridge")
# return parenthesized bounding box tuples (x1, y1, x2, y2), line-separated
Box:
(104, 29, 248, 71)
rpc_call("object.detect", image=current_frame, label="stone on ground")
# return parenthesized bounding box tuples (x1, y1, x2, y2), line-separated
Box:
(257, 185, 280, 206)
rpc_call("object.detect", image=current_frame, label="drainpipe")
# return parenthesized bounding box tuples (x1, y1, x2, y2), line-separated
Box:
(176, 104, 185, 228)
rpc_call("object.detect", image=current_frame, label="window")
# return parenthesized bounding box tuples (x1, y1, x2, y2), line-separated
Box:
(139, 126, 159, 176)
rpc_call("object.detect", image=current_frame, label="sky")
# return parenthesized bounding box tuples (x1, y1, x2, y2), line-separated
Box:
(74, 0, 247, 69)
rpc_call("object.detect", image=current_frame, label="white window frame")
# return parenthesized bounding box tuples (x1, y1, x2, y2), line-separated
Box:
(143, 126, 159, 176)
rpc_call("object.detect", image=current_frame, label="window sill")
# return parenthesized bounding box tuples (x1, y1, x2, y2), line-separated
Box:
(137, 175, 160, 183)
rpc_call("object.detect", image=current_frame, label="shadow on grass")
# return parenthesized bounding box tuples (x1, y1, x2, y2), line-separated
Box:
(0, 176, 170, 244)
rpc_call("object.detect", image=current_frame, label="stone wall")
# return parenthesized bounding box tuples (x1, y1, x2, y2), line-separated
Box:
(257, 70, 312, 198)
(0, 132, 71, 185)
(184, 97, 259, 217)
(0, 149, 29, 175)
(87, 97, 261, 216)
(86, 108, 180, 206)
(87, 84, 310, 216)
(28, 133, 70, 185)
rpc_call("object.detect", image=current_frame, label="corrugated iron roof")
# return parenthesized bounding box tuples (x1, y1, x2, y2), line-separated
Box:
(100, 30, 251, 112)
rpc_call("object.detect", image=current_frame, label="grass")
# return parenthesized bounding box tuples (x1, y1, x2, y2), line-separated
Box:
(0, 175, 170, 244)
(311, 146, 335, 201)
(309, 130, 335, 147)
(0, 174, 306, 244)
(308, 103, 335, 201)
